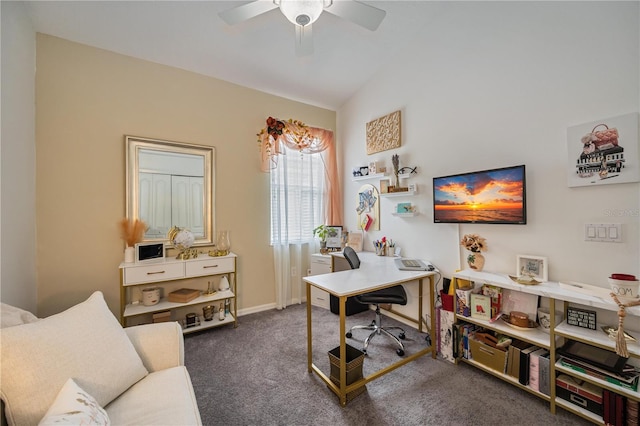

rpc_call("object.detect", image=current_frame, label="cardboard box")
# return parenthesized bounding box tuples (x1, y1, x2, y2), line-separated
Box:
(168, 288, 200, 303)
(469, 338, 508, 373)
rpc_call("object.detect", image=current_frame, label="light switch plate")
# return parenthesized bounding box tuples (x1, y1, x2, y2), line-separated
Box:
(584, 223, 622, 242)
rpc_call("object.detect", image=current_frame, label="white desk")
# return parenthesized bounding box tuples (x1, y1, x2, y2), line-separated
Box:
(303, 252, 438, 406)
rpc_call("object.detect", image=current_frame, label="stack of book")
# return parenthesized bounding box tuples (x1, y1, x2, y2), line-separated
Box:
(603, 388, 639, 425)
(558, 356, 639, 392)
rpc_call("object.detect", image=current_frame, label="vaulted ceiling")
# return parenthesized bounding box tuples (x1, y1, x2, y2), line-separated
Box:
(24, 1, 438, 110)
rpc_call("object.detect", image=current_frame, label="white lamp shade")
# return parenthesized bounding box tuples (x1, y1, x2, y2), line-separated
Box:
(279, 0, 325, 26)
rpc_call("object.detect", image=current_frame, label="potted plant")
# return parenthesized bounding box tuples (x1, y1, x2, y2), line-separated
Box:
(313, 225, 329, 249)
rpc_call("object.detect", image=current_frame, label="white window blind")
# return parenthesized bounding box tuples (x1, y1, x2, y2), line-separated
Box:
(270, 146, 325, 244)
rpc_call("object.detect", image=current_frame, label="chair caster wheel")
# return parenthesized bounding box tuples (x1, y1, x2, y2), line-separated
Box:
(346, 332, 352, 338)
(396, 349, 405, 356)
(399, 333, 406, 340)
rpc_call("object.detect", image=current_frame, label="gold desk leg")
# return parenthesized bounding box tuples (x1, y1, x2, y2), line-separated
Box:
(418, 278, 424, 333)
(429, 275, 436, 359)
(339, 295, 347, 407)
(307, 282, 313, 373)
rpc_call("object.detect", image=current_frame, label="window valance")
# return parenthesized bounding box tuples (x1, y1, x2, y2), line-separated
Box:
(257, 117, 334, 172)
(257, 116, 343, 226)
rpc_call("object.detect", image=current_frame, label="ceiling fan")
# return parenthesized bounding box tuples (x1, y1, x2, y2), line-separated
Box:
(219, 0, 386, 56)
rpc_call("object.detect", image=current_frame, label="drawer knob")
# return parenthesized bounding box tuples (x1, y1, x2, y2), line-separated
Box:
(146, 270, 166, 275)
(203, 265, 219, 269)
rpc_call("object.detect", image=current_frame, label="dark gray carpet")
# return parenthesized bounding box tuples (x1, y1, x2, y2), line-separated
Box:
(184, 304, 590, 426)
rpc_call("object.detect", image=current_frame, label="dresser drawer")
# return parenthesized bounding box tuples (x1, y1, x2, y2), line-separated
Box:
(186, 257, 235, 277)
(123, 262, 184, 285)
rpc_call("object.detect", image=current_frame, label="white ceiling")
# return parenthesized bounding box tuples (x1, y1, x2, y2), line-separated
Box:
(24, 0, 436, 110)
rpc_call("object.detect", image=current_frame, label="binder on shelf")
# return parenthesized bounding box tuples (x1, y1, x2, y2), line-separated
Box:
(519, 345, 540, 385)
(507, 340, 531, 379)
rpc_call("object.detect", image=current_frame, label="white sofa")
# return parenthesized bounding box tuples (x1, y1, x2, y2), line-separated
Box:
(0, 292, 202, 425)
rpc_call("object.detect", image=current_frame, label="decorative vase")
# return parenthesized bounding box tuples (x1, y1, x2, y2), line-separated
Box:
(467, 252, 485, 271)
(217, 230, 231, 256)
(124, 246, 135, 263)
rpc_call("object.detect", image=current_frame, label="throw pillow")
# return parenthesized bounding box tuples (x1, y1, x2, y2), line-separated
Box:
(38, 378, 110, 426)
(1, 291, 148, 426)
(0, 302, 39, 328)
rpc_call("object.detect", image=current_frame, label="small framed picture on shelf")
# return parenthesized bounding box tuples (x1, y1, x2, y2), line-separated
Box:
(368, 161, 377, 174)
(396, 202, 413, 213)
(379, 179, 389, 194)
(347, 230, 363, 252)
(470, 293, 491, 320)
(325, 226, 342, 250)
(516, 254, 548, 282)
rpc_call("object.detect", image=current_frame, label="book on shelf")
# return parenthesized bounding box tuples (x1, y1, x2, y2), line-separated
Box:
(615, 393, 624, 426)
(558, 356, 640, 392)
(538, 352, 551, 396)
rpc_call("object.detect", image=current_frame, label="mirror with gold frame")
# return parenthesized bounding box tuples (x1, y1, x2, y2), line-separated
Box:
(126, 135, 215, 246)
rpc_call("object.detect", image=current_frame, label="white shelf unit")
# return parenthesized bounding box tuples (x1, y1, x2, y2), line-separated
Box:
(119, 253, 238, 333)
(380, 188, 417, 198)
(452, 269, 639, 424)
(352, 172, 387, 181)
(391, 211, 419, 217)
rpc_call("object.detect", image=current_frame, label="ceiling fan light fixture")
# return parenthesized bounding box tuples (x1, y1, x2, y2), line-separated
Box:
(276, 0, 332, 27)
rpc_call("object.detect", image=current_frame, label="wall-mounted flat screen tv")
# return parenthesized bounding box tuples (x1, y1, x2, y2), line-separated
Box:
(433, 165, 526, 224)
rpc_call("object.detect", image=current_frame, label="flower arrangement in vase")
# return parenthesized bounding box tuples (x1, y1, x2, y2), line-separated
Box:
(460, 234, 487, 271)
(119, 218, 146, 263)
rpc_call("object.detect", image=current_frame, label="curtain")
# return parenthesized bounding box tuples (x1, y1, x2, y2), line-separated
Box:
(270, 147, 321, 309)
(259, 117, 343, 309)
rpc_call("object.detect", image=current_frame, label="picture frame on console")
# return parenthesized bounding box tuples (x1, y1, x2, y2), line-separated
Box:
(325, 226, 342, 251)
(517, 255, 548, 282)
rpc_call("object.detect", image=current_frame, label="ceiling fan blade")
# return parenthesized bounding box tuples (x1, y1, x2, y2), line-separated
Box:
(218, 0, 278, 26)
(325, 0, 386, 31)
(295, 24, 314, 56)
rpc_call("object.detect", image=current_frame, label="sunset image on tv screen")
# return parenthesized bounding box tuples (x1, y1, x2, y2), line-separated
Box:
(433, 166, 525, 224)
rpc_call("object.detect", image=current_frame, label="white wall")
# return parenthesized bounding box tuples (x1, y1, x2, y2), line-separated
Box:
(0, 1, 37, 311)
(0, 2, 37, 312)
(338, 2, 639, 294)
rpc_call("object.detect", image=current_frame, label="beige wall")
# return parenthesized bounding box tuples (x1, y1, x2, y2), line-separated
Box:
(35, 34, 336, 317)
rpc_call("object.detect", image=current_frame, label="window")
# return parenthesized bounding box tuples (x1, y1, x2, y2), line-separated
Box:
(270, 146, 325, 244)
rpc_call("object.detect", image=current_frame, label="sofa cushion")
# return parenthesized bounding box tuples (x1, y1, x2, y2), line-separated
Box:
(105, 366, 202, 426)
(0, 291, 148, 426)
(38, 378, 110, 426)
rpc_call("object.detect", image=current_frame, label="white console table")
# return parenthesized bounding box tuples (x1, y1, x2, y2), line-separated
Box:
(119, 253, 237, 333)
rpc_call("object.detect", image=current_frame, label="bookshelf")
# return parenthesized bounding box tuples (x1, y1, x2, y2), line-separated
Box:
(452, 269, 639, 424)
